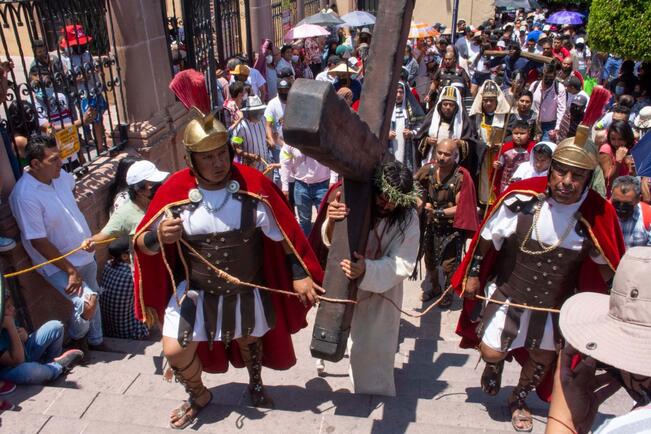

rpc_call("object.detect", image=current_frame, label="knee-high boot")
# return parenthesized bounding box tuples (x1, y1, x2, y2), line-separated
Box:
(240, 339, 274, 408)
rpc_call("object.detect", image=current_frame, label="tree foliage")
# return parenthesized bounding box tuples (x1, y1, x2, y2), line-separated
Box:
(586, 0, 651, 61)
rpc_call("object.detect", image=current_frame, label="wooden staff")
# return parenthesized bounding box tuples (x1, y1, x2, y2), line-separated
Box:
(484, 50, 554, 64)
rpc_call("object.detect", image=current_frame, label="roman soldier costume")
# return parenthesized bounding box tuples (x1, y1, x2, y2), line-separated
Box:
(133, 111, 323, 427)
(451, 127, 625, 431)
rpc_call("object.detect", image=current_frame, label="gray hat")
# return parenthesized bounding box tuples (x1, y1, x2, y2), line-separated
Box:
(560, 247, 651, 377)
(241, 95, 266, 112)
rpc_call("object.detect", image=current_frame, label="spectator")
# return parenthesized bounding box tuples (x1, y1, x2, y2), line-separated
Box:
(29, 39, 64, 83)
(547, 247, 651, 434)
(571, 37, 591, 78)
(529, 62, 566, 140)
(599, 120, 636, 195)
(564, 75, 589, 108)
(507, 89, 538, 141)
(106, 156, 140, 214)
(29, 67, 94, 171)
(276, 44, 296, 78)
(555, 93, 588, 143)
(551, 34, 570, 62)
(228, 60, 267, 100)
(511, 141, 556, 182)
(265, 78, 291, 188)
(84, 160, 168, 249)
(59, 24, 108, 153)
(0, 296, 84, 384)
(223, 81, 246, 131)
(403, 45, 419, 87)
(232, 96, 272, 174)
(292, 47, 313, 80)
(330, 63, 363, 102)
(608, 59, 638, 97)
(304, 37, 323, 77)
(610, 176, 651, 249)
(9, 134, 103, 357)
(6, 99, 40, 167)
(633, 106, 651, 140)
(99, 237, 149, 339)
(315, 55, 341, 84)
(256, 39, 277, 99)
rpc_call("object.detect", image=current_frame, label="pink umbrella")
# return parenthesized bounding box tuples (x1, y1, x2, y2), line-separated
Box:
(284, 24, 330, 41)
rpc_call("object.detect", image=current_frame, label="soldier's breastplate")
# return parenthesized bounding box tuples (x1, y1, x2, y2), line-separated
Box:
(428, 168, 462, 231)
(496, 212, 590, 308)
(182, 195, 264, 295)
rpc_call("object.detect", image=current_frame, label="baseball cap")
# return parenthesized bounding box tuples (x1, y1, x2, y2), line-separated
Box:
(126, 160, 169, 186)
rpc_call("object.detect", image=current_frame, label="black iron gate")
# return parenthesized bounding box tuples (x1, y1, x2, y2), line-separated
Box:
(271, 0, 297, 48)
(357, 0, 379, 15)
(0, 0, 127, 179)
(304, 0, 321, 17)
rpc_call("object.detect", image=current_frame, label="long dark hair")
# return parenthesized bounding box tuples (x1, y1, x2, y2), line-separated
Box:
(107, 156, 140, 211)
(608, 120, 635, 149)
(372, 161, 416, 236)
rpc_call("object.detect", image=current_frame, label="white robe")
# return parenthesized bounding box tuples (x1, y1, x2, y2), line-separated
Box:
(322, 209, 420, 396)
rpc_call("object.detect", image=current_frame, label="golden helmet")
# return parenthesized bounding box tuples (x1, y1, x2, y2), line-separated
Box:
(439, 86, 459, 103)
(183, 108, 228, 153)
(552, 125, 598, 171)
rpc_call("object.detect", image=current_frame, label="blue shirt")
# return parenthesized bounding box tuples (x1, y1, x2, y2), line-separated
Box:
(619, 203, 651, 249)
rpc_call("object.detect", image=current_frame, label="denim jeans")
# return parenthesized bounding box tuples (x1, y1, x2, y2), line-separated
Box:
(293, 179, 329, 235)
(0, 320, 64, 384)
(540, 121, 557, 141)
(44, 261, 103, 345)
(270, 146, 281, 188)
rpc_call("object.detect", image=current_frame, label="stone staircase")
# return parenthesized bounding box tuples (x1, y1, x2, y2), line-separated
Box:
(2, 278, 632, 433)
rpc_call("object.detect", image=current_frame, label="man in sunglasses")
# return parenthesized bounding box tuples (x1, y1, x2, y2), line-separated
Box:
(610, 176, 651, 249)
(452, 129, 625, 432)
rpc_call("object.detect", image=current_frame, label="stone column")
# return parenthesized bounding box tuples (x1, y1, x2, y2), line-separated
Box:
(297, 0, 305, 20)
(249, 0, 274, 50)
(108, 0, 189, 170)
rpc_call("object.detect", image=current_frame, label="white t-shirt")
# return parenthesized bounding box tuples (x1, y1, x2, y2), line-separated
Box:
(264, 96, 286, 140)
(9, 169, 93, 276)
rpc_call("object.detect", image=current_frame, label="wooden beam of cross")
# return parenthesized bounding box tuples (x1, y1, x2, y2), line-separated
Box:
(283, 0, 416, 362)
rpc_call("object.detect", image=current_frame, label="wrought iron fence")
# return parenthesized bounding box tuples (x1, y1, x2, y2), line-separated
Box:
(304, 0, 321, 17)
(0, 0, 127, 180)
(161, 0, 251, 110)
(357, 0, 379, 15)
(271, 0, 297, 49)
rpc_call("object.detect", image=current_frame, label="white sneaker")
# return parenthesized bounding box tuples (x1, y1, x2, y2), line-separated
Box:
(0, 237, 16, 253)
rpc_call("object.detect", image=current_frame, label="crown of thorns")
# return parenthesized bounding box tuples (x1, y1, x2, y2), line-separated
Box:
(373, 166, 422, 208)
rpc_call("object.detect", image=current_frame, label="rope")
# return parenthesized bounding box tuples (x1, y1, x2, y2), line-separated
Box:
(475, 294, 561, 313)
(2, 238, 116, 278)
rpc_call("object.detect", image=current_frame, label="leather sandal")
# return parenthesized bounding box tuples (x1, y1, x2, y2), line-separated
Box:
(481, 360, 504, 396)
(169, 390, 212, 430)
(508, 398, 533, 432)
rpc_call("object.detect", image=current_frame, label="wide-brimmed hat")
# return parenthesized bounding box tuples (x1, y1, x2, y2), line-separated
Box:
(328, 62, 360, 76)
(241, 95, 266, 112)
(560, 247, 651, 377)
(59, 24, 92, 49)
(634, 106, 651, 129)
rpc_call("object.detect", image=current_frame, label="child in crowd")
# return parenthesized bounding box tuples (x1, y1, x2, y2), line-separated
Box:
(511, 141, 556, 182)
(492, 120, 536, 194)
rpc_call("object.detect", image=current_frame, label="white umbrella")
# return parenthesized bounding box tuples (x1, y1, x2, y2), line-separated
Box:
(340, 11, 376, 27)
(284, 24, 330, 41)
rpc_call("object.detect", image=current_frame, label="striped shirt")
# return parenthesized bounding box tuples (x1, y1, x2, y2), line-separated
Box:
(232, 117, 271, 172)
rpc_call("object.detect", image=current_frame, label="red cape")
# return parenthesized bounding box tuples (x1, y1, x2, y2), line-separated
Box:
(133, 164, 324, 373)
(451, 176, 625, 400)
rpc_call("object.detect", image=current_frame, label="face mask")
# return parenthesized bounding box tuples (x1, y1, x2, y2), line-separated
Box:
(291, 55, 299, 63)
(615, 86, 625, 95)
(278, 93, 288, 102)
(544, 78, 554, 87)
(403, 55, 410, 64)
(265, 54, 273, 64)
(613, 201, 635, 220)
(36, 86, 55, 100)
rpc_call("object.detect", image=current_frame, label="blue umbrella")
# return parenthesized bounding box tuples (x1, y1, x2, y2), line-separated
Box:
(340, 11, 376, 27)
(546, 11, 585, 25)
(632, 132, 651, 177)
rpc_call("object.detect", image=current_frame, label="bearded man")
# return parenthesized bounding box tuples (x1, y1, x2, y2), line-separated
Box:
(415, 139, 479, 306)
(452, 130, 625, 432)
(133, 110, 323, 429)
(469, 80, 512, 208)
(321, 161, 420, 396)
(413, 86, 479, 176)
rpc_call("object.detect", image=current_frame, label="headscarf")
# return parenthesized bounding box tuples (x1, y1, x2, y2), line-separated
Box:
(428, 86, 464, 139)
(469, 79, 511, 117)
(253, 39, 272, 77)
(511, 141, 557, 180)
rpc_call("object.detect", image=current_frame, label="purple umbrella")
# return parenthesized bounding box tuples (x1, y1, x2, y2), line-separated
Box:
(546, 11, 585, 25)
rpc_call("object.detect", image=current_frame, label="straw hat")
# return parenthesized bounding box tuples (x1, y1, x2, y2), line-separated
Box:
(560, 247, 651, 377)
(327, 62, 360, 76)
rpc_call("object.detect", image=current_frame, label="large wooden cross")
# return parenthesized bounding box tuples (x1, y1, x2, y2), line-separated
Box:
(283, 1, 416, 362)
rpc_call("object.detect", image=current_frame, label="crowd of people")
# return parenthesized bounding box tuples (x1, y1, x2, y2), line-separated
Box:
(0, 4, 650, 433)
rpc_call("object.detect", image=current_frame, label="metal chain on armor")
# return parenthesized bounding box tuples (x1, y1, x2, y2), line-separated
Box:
(519, 199, 577, 255)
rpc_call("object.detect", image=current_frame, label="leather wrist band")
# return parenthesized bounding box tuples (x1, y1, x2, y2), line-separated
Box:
(286, 254, 308, 280)
(143, 231, 161, 253)
(467, 253, 484, 277)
